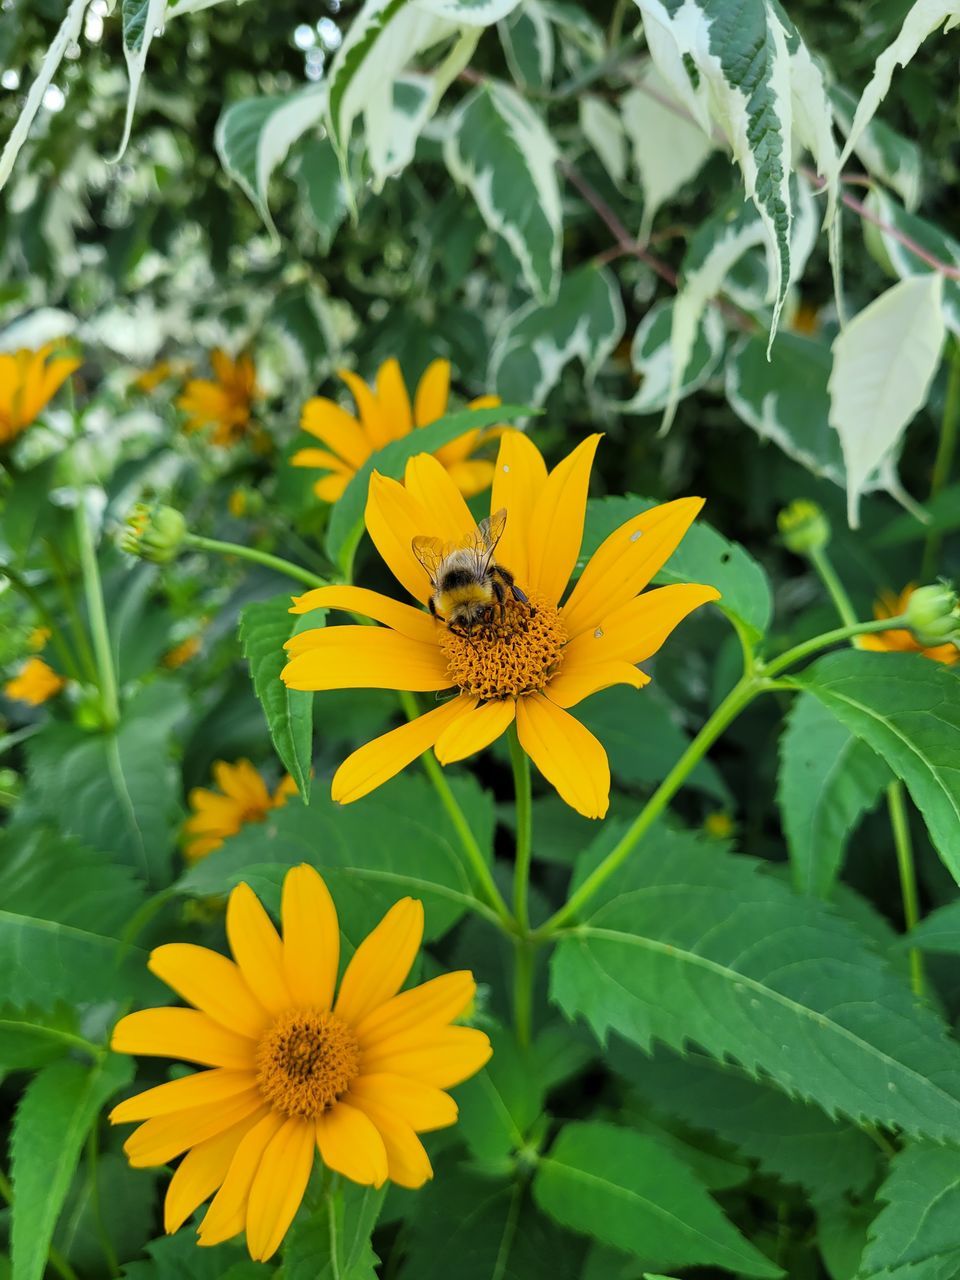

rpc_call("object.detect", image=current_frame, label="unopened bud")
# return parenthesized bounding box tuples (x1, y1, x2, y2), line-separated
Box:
(777, 499, 830, 555)
(120, 502, 187, 564)
(904, 582, 960, 649)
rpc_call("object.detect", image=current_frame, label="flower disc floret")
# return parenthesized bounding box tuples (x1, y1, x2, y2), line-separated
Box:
(257, 1009, 360, 1119)
(439, 595, 565, 700)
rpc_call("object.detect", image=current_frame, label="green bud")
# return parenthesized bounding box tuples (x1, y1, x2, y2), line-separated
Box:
(777, 499, 831, 555)
(120, 501, 187, 564)
(904, 582, 960, 649)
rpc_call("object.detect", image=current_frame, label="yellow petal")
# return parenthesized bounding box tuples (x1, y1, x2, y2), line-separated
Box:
(147, 944, 270, 1039)
(163, 1112, 261, 1234)
(545, 661, 650, 709)
(226, 882, 293, 1017)
(335, 897, 424, 1025)
(198, 1111, 285, 1247)
(403, 453, 476, 545)
(288, 585, 437, 645)
(490, 430, 548, 588)
(123, 1090, 265, 1167)
(433, 697, 515, 765)
(365, 471, 437, 605)
(526, 435, 601, 607)
(314, 472, 351, 502)
(282, 864, 339, 1011)
(281, 626, 452, 693)
(355, 971, 477, 1049)
(300, 396, 370, 468)
(246, 1117, 316, 1261)
(445, 459, 496, 497)
(347, 1098, 433, 1187)
(376, 357, 413, 439)
(214, 759, 271, 807)
(110, 1068, 256, 1123)
(331, 695, 474, 805)
(111, 1008, 257, 1070)
(563, 583, 721, 669)
(350, 1074, 458, 1132)
(290, 447, 352, 473)
(414, 358, 451, 426)
(561, 496, 708, 638)
(362, 1026, 492, 1088)
(315, 1102, 388, 1187)
(338, 368, 391, 449)
(516, 692, 609, 818)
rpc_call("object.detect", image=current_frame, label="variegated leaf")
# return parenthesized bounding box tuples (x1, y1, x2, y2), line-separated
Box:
(579, 95, 628, 186)
(620, 299, 725, 417)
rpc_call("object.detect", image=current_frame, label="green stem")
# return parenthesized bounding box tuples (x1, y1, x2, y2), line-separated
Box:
(86, 1125, 120, 1277)
(72, 491, 120, 729)
(0, 1168, 81, 1280)
(809, 546, 857, 627)
(762, 615, 910, 679)
(922, 339, 960, 579)
(44, 540, 99, 685)
(539, 672, 765, 936)
(512, 937, 534, 1049)
(607, 0, 628, 47)
(888, 781, 925, 997)
(396, 691, 512, 927)
(508, 724, 533, 933)
(183, 533, 327, 591)
(0, 561, 82, 681)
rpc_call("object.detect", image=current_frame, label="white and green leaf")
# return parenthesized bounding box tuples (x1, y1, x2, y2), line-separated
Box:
(413, 0, 523, 21)
(620, 298, 725, 417)
(862, 188, 960, 336)
(579, 94, 628, 186)
(499, 0, 555, 89)
(114, 0, 169, 162)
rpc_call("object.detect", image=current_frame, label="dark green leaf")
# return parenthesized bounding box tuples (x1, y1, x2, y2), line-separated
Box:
(54, 1153, 157, 1273)
(297, 137, 348, 252)
(859, 1142, 960, 1279)
(457, 1027, 547, 1169)
(283, 1183, 384, 1280)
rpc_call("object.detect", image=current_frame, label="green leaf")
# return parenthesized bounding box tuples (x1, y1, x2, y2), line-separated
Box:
(23, 682, 184, 885)
(283, 1183, 385, 1280)
(325, 403, 528, 572)
(239, 595, 317, 803)
(269, 282, 336, 379)
(499, 0, 555, 90)
(11, 1053, 132, 1280)
(791, 651, 960, 886)
(778, 692, 890, 898)
(831, 85, 921, 212)
(296, 137, 348, 253)
(859, 1142, 960, 1279)
(54, 1153, 156, 1273)
(121, 1230, 262, 1279)
(533, 1121, 780, 1278)
(578, 494, 772, 638)
(0, 1005, 89, 1072)
(620, 1046, 879, 1202)
(444, 81, 561, 301)
(903, 901, 960, 955)
(456, 1027, 547, 1169)
(550, 826, 960, 1141)
(115, 0, 168, 161)
(862, 187, 960, 336)
(621, 299, 725, 418)
(488, 264, 624, 408)
(0, 457, 58, 558)
(176, 774, 493, 942)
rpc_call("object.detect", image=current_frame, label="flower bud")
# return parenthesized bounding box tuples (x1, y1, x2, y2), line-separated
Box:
(777, 499, 831, 555)
(904, 582, 960, 649)
(120, 502, 187, 564)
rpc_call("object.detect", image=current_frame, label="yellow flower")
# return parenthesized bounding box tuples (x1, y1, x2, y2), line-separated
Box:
(282, 432, 719, 819)
(177, 350, 258, 447)
(0, 342, 81, 446)
(858, 584, 959, 665)
(183, 761, 297, 863)
(293, 358, 501, 503)
(28, 626, 51, 651)
(133, 358, 192, 393)
(4, 656, 65, 705)
(110, 865, 490, 1260)
(163, 634, 202, 669)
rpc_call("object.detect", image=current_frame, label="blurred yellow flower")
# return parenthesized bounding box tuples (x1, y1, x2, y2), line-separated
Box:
(28, 626, 51, 651)
(178, 350, 258, 446)
(282, 432, 718, 819)
(703, 811, 735, 840)
(133, 358, 192, 393)
(110, 864, 490, 1259)
(163, 634, 203, 669)
(4, 656, 65, 705)
(858, 584, 959, 665)
(0, 342, 81, 446)
(293, 358, 501, 503)
(183, 760, 296, 862)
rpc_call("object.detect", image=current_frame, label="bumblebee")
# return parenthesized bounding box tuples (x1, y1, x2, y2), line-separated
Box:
(412, 508, 530, 635)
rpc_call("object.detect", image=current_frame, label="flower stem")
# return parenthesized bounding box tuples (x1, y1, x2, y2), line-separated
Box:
(761, 615, 910, 679)
(508, 724, 533, 933)
(44, 539, 99, 685)
(888, 781, 925, 997)
(72, 491, 119, 729)
(513, 938, 534, 1048)
(182, 533, 328, 591)
(396, 691, 512, 928)
(809, 546, 857, 627)
(86, 1124, 120, 1277)
(922, 337, 960, 579)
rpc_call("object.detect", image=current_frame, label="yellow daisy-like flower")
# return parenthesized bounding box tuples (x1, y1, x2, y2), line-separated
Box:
(858, 584, 959, 665)
(163, 634, 203, 670)
(177, 350, 258, 447)
(4, 656, 66, 705)
(293, 357, 501, 503)
(282, 432, 719, 819)
(183, 760, 297, 863)
(0, 342, 81, 446)
(110, 864, 489, 1260)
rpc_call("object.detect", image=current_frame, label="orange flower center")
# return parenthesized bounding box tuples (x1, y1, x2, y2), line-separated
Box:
(439, 593, 566, 700)
(256, 1009, 360, 1118)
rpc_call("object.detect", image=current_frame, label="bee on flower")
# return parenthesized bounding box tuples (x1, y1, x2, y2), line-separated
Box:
(4, 656, 66, 705)
(293, 357, 502, 502)
(182, 759, 297, 862)
(0, 341, 81, 446)
(282, 431, 719, 819)
(110, 865, 490, 1260)
(177, 350, 259, 447)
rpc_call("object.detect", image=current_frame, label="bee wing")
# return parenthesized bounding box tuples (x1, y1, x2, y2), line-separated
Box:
(411, 535, 447, 588)
(474, 508, 507, 572)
